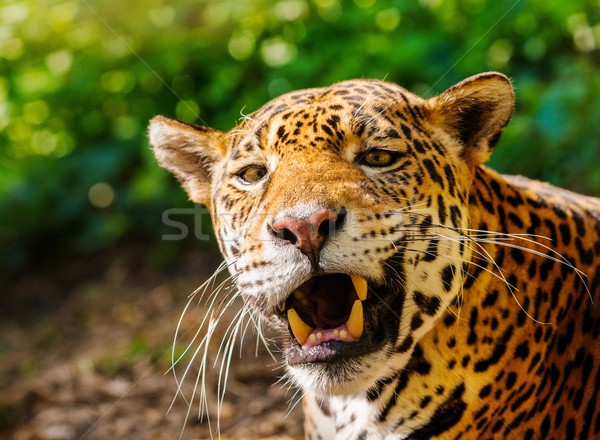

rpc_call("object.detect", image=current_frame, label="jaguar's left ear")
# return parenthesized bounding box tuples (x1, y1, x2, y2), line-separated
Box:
(426, 72, 514, 166)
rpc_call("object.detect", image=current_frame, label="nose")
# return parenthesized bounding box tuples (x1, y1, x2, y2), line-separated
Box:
(271, 208, 346, 255)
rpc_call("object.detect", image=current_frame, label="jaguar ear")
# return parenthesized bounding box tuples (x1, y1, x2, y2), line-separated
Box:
(149, 115, 227, 206)
(426, 72, 514, 166)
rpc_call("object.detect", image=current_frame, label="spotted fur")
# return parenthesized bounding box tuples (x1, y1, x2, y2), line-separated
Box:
(149, 72, 600, 439)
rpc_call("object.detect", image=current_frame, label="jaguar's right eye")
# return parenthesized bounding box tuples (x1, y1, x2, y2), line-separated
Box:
(236, 165, 268, 184)
(357, 149, 399, 168)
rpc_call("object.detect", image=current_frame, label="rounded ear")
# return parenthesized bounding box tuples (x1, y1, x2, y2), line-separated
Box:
(426, 72, 514, 166)
(148, 115, 226, 206)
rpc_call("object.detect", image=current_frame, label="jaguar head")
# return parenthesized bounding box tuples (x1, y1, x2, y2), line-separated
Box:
(149, 73, 514, 396)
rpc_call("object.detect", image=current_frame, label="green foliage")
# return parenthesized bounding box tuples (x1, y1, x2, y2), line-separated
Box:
(1, 0, 599, 273)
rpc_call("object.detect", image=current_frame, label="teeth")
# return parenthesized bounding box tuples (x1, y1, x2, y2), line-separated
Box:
(346, 299, 364, 339)
(280, 301, 286, 312)
(287, 308, 313, 345)
(350, 274, 368, 301)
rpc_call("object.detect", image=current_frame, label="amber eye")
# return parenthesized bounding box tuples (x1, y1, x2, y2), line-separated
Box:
(359, 149, 398, 168)
(237, 165, 268, 184)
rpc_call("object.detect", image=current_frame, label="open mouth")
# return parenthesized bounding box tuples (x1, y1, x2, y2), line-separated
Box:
(277, 273, 386, 365)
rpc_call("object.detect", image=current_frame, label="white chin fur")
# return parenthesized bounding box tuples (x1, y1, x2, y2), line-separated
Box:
(286, 349, 392, 396)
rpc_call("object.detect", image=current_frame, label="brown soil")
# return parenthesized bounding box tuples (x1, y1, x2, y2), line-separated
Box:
(0, 250, 303, 440)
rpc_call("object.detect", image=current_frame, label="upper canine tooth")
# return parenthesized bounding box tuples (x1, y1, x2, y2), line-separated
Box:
(280, 301, 286, 311)
(350, 274, 368, 301)
(287, 308, 313, 346)
(346, 299, 364, 339)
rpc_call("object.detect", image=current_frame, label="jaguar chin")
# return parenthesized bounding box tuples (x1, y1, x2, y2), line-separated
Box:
(150, 72, 600, 439)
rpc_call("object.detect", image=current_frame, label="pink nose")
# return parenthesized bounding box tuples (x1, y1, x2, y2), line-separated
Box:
(271, 208, 344, 254)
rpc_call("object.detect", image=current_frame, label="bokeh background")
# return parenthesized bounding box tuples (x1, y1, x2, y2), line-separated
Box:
(1, 0, 599, 438)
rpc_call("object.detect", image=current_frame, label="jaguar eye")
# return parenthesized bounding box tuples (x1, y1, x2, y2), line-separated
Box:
(237, 165, 268, 184)
(358, 149, 398, 168)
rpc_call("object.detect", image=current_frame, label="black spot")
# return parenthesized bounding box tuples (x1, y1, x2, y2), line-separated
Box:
(422, 158, 444, 187)
(575, 237, 594, 266)
(566, 418, 576, 438)
(410, 345, 432, 375)
(413, 139, 426, 153)
(413, 291, 441, 316)
(514, 341, 529, 360)
(422, 238, 439, 262)
(510, 247, 525, 265)
(479, 384, 492, 398)
(443, 313, 457, 327)
(400, 123, 413, 139)
(441, 264, 456, 292)
(461, 354, 471, 367)
(420, 395, 432, 409)
(411, 313, 424, 330)
(527, 260, 537, 278)
(559, 223, 572, 245)
(276, 125, 285, 138)
(482, 290, 499, 308)
(555, 405, 564, 430)
(438, 194, 447, 225)
(506, 372, 517, 390)
(508, 212, 524, 228)
(490, 179, 505, 201)
(510, 384, 535, 412)
(467, 308, 478, 345)
(406, 383, 466, 440)
(321, 124, 333, 137)
(385, 128, 400, 138)
(556, 320, 575, 355)
(397, 335, 413, 353)
(449, 205, 462, 229)
(573, 212, 586, 236)
(444, 165, 457, 197)
(541, 414, 550, 438)
(550, 277, 562, 308)
(474, 326, 514, 372)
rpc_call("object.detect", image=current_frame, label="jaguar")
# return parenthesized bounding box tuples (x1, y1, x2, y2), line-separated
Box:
(149, 72, 600, 439)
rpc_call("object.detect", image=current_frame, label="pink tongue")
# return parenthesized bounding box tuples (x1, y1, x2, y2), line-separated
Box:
(301, 323, 358, 350)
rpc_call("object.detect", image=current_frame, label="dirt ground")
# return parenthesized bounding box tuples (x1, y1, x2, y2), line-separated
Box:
(0, 249, 304, 440)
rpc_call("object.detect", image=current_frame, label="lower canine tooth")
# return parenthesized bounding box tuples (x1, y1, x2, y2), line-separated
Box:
(350, 274, 368, 301)
(287, 308, 313, 345)
(346, 299, 364, 339)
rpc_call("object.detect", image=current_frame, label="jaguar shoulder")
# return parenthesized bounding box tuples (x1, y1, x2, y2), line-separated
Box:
(149, 72, 600, 439)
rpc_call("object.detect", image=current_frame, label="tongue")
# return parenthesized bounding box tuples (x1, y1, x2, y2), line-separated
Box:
(290, 274, 356, 328)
